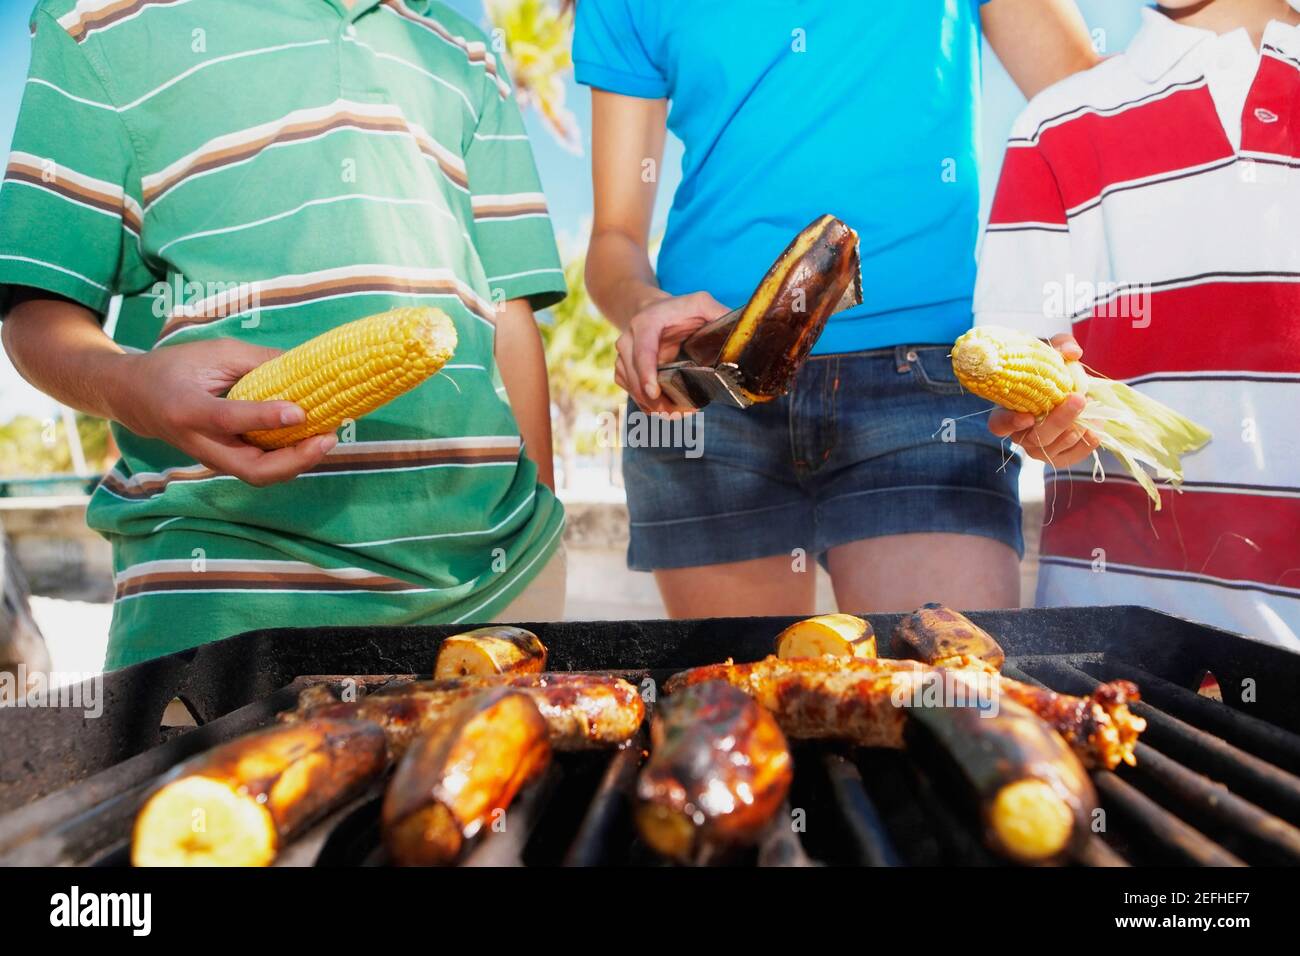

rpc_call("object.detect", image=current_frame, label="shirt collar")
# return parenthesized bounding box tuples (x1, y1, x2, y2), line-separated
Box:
(1128, 5, 1300, 83)
(1127, 7, 1220, 84)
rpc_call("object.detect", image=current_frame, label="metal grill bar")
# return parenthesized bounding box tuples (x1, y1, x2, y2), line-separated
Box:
(563, 740, 642, 867)
(822, 753, 901, 866)
(1091, 658, 1300, 775)
(1029, 658, 1300, 824)
(1075, 834, 1129, 867)
(756, 803, 817, 867)
(1092, 771, 1245, 867)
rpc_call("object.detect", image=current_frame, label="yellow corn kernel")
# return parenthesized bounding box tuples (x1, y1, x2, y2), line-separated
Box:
(228, 307, 457, 450)
(950, 326, 1077, 417)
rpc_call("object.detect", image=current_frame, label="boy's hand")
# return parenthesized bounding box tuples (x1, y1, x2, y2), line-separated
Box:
(988, 334, 1101, 468)
(615, 291, 730, 414)
(114, 338, 337, 487)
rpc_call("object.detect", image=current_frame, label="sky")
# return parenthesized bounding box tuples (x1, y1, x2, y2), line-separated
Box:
(0, 0, 1145, 423)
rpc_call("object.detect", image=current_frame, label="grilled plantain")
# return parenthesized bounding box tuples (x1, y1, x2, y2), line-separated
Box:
(904, 672, 1098, 864)
(132, 718, 387, 867)
(679, 214, 861, 404)
(286, 672, 645, 755)
(635, 681, 792, 864)
(434, 625, 547, 679)
(892, 604, 1006, 671)
(383, 689, 551, 866)
(665, 656, 1145, 770)
(775, 613, 876, 660)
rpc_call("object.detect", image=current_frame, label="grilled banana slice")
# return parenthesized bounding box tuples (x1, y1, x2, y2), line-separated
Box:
(434, 626, 547, 679)
(382, 689, 551, 866)
(132, 718, 387, 867)
(775, 613, 876, 660)
(681, 214, 861, 404)
(635, 681, 792, 864)
(892, 604, 1006, 671)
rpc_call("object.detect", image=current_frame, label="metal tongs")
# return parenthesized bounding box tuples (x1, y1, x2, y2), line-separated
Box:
(655, 218, 857, 413)
(656, 280, 863, 411)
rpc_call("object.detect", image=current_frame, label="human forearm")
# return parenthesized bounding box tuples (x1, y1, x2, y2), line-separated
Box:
(2, 293, 333, 484)
(983, 0, 1099, 99)
(2, 297, 134, 421)
(585, 229, 666, 331)
(495, 299, 556, 491)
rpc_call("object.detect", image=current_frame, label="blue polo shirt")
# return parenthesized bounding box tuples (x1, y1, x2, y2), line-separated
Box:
(574, 0, 991, 354)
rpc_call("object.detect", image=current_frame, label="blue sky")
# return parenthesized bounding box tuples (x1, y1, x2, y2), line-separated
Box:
(0, 0, 1145, 420)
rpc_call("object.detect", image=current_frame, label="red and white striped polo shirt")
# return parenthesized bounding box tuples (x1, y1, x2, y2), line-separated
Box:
(975, 8, 1300, 649)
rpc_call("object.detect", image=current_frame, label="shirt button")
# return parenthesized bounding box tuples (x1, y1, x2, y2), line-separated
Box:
(344, 24, 357, 38)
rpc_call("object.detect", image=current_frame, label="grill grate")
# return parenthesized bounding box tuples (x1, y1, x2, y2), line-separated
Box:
(2, 608, 1300, 866)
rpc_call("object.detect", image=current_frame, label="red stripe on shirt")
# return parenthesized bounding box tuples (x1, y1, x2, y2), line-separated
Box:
(1072, 281, 1300, 378)
(1037, 86, 1234, 212)
(1242, 53, 1300, 160)
(988, 145, 1067, 226)
(1040, 481, 1300, 589)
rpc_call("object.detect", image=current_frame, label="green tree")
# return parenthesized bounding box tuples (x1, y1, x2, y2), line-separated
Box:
(540, 254, 620, 487)
(0, 413, 114, 477)
(485, 0, 581, 154)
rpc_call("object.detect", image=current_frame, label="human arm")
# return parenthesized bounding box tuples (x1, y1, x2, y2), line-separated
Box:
(494, 298, 555, 491)
(2, 295, 335, 485)
(585, 90, 728, 413)
(982, 0, 1100, 99)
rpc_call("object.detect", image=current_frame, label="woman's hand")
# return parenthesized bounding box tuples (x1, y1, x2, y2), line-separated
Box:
(988, 333, 1101, 468)
(614, 290, 731, 414)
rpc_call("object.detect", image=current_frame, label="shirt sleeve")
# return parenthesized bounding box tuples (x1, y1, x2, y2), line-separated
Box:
(973, 133, 1075, 339)
(0, 9, 152, 318)
(463, 65, 566, 313)
(573, 0, 667, 99)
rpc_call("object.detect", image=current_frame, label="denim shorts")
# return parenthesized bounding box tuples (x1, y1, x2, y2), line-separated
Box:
(623, 344, 1023, 570)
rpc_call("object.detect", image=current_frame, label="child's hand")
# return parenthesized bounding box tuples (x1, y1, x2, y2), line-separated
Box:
(112, 338, 337, 486)
(615, 291, 730, 414)
(987, 334, 1101, 468)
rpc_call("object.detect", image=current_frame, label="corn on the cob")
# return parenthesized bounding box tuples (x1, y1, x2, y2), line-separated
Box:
(951, 325, 1211, 510)
(951, 326, 1079, 416)
(228, 307, 457, 449)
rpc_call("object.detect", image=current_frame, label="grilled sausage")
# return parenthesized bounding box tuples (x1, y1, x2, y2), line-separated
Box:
(892, 604, 1006, 670)
(905, 672, 1098, 863)
(132, 718, 387, 867)
(636, 681, 792, 864)
(665, 656, 1144, 770)
(775, 613, 876, 660)
(680, 215, 861, 403)
(382, 689, 551, 866)
(434, 625, 547, 679)
(287, 672, 645, 755)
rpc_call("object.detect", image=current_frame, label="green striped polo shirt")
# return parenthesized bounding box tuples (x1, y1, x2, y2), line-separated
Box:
(0, 0, 567, 667)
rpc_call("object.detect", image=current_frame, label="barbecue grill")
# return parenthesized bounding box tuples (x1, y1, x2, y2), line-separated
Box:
(2, 606, 1300, 867)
